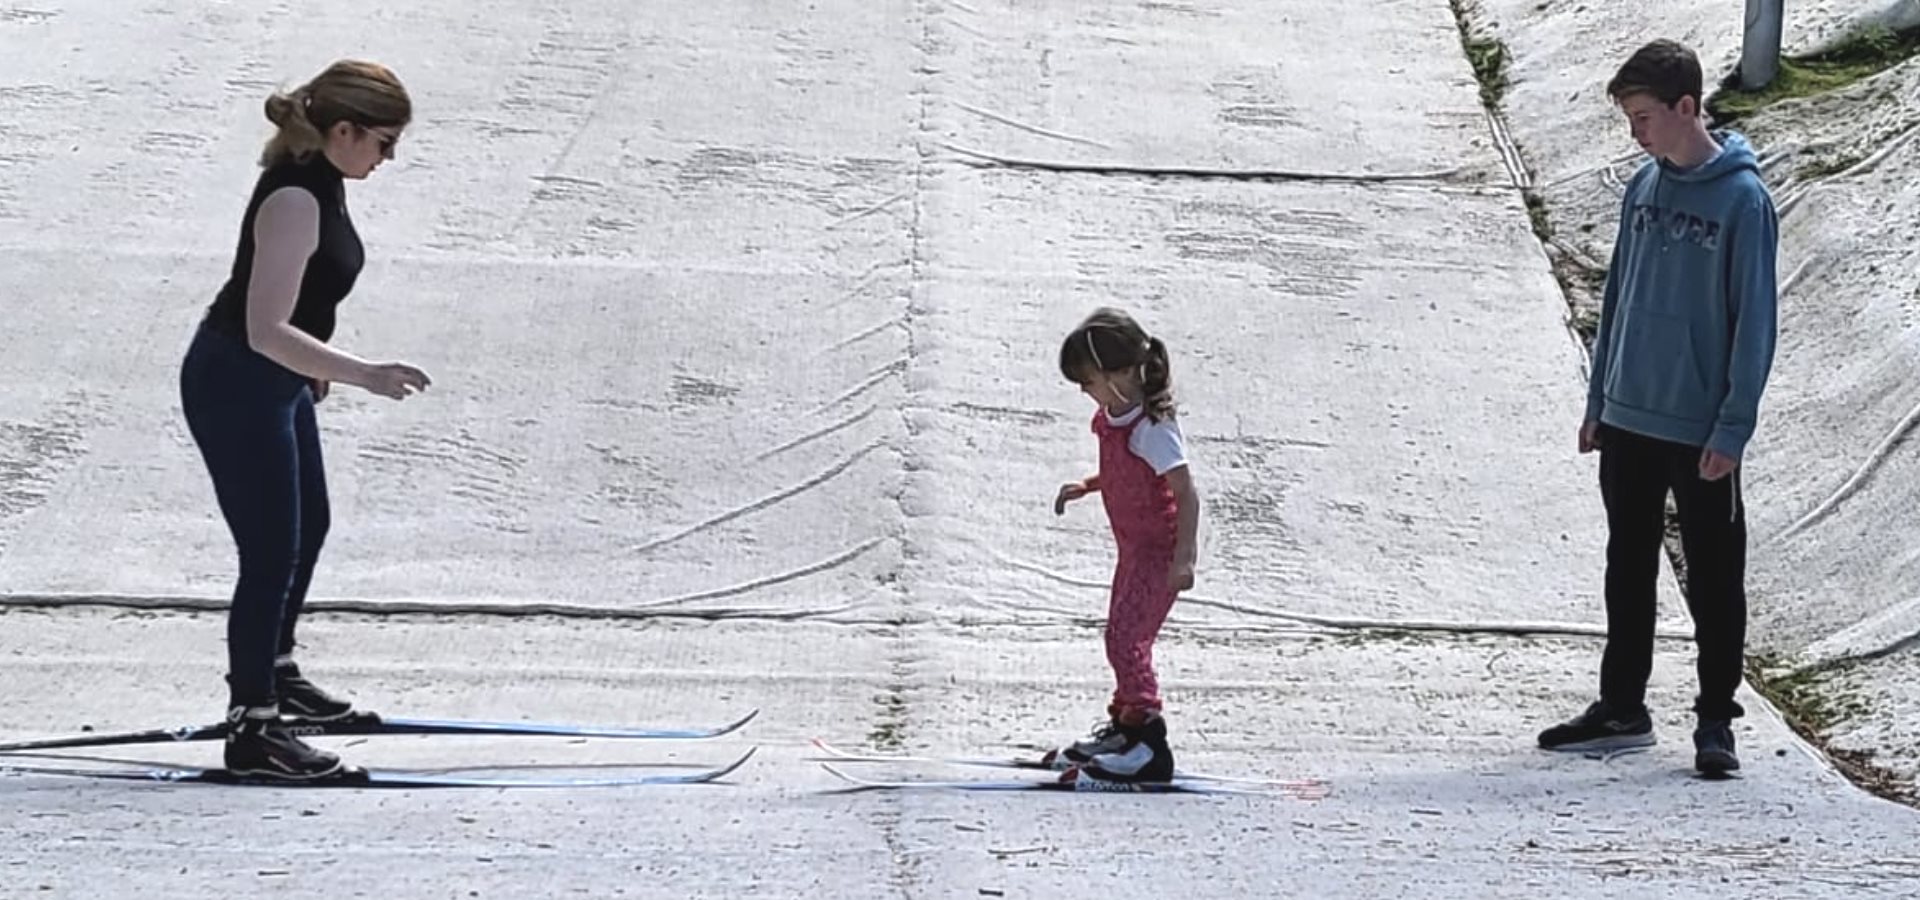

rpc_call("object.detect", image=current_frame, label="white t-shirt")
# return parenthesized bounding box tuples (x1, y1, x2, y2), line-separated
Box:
(1106, 406, 1188, 475)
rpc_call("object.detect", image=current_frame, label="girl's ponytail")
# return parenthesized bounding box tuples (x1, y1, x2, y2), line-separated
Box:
(1142, 336, 1175, 420)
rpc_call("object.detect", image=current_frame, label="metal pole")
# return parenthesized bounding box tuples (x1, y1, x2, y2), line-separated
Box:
(1741, 0, 1784, 90)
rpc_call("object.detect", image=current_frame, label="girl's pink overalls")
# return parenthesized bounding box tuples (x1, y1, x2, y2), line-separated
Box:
(1093, 409, 1182, 723)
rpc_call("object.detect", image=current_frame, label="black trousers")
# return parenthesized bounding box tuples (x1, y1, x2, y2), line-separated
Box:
(1596, 424, 1748, 722)
(180, 324, 331, 710)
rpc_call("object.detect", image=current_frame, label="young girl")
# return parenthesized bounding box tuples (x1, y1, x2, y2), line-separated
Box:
(1048, 308, 1201, 783)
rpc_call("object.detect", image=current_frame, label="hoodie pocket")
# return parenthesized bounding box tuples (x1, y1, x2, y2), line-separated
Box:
(1604, 310, 1718, 421)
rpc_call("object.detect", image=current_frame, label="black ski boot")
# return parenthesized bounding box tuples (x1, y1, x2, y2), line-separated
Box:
(275, 659, 355, 721)
(223, 705, 346, 781)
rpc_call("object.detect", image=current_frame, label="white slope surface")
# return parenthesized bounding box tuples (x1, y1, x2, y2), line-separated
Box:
(0, 1, 1915, 897)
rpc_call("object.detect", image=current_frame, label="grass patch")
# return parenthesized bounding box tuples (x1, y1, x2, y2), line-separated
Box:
(866, 687, 908, 751)
(1449, 1, 1510, 109)
(1744, 653, 1914, 804)
(1746, 653, 1869, 732)
(1709, 24, 1920, 123)
(865, 629, 914, 752)
(1465, 37, 1510, 108)
(1523, 192, 1551, 242)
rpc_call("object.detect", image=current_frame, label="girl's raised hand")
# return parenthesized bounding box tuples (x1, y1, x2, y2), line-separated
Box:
(1054, 481, 1091, 515)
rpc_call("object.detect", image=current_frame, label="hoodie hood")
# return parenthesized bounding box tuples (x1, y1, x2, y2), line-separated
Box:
(1657, 130, 1761, 183)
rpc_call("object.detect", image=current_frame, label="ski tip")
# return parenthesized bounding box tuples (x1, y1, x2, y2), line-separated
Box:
(805, 736, 847, 758)
(816, 761, 906, 793)
(721, 745, 759, 775)
(720, 708, 761, 734)
(816, 762, 870, 790)
(674, 745, 759, 785)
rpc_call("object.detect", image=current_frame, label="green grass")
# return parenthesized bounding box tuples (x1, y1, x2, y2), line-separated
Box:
(1466, 37, 1510, 108)
(1449, 1, 1510, 109)
(1746, 653, 1868, 732)
(1710, 24, 1920, 123)
(1742, 652, 1914, 805)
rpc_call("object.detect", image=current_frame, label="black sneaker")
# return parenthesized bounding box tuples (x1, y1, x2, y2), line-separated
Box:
(1081, 716, 1175, 784)
(223, 705, 346, 781)
(1537, 700, 1656, 752)
(1694, 720, 1740, 776)
(275, 660, 354, 721)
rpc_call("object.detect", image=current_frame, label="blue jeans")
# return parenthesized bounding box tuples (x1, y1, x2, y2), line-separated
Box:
(179, 324, 330, 710)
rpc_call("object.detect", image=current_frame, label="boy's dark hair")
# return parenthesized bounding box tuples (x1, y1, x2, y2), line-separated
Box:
(1058, 307, 1175, 420)
(1607, 39, 1703, 109)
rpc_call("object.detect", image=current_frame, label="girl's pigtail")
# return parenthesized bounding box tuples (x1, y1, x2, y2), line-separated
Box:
(1142, 336, 1175, 420)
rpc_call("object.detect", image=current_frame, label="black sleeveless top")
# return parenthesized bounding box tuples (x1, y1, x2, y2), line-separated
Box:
(204, 154, 364, 342)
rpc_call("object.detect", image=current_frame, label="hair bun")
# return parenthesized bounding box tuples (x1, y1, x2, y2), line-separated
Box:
(264, 92, 297, 126)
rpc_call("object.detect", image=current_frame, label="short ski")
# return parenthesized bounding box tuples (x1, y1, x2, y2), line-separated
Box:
(0, 709, 759, 754)
(818, 763, 1294, 796)
(1, 748, 756, 789)
(807, 738, 1330, 794)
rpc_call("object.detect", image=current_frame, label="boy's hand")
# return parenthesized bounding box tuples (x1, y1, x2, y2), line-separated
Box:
(311, 379, 330, 403)
(1578, 420, 1601, 453)
(1054, 481, 1092, 515)
(1167, 559, 1195, 592)
(1698, 449, 1738, 481)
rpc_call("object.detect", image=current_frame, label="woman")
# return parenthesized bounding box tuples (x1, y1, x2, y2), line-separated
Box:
(181, 60, 431, 780)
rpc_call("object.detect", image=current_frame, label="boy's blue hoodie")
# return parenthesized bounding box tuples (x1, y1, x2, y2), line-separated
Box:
(1585, 131, 1779, 461)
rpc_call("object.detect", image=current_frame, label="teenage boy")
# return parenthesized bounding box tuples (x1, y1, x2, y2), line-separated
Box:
(1537, 39, 1779, 777)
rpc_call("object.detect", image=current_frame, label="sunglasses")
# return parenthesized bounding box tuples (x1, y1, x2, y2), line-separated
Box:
(355, 123, 402, 158)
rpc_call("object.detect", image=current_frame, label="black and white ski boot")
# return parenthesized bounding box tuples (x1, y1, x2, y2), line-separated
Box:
(1080, 716, 1175, 784)
(1042, 715, 1133, 770)
(223, 704, 346, 781)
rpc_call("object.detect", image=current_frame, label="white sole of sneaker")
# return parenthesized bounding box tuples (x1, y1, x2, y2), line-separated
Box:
(1540, 732, 1658, 753)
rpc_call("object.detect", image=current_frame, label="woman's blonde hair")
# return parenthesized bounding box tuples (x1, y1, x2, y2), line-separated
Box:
(260, 60, 411, 167)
